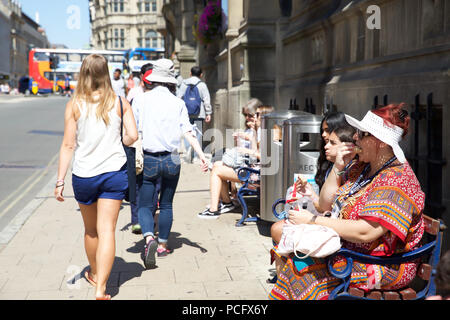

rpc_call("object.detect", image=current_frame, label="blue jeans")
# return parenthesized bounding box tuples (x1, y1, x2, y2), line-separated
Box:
(130, 174, 161, 225)
(138, 153, 180, 243)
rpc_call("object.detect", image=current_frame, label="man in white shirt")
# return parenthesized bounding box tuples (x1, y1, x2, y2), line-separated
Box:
(111, 69, 126, 97)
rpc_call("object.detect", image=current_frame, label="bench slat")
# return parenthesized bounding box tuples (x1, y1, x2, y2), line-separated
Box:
(383, 291, 400, 300)
(400, 288, 417, 300)
(349, 288, 364, 297)
(417, 263, 432, 280)
(423, 214, 440, 235)
(367, 290, 382, 300)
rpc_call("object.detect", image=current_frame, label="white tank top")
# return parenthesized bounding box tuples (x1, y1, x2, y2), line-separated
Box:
(72, 98, 127, 178)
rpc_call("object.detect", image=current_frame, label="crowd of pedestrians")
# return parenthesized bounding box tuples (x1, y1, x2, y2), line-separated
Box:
(53, 53, 443, 301)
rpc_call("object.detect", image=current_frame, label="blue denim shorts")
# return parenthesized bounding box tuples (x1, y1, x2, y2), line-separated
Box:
(72, 165, 128, 205)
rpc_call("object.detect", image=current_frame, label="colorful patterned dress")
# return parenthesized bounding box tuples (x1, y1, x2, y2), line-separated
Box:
(269, 161, 425, 300)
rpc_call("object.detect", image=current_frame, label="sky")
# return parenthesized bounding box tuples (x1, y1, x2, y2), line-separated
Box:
(18, 0, 227, 49)
(20, 0, 91, 49)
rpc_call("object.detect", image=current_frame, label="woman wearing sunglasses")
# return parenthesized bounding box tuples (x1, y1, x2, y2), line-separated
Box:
(269, 103, 425, 300)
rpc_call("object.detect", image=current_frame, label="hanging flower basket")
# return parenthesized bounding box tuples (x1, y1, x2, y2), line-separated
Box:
(193, 0, 225, 45)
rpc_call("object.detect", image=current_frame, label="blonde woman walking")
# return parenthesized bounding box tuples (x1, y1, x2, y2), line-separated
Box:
(54, 54, 138, 300)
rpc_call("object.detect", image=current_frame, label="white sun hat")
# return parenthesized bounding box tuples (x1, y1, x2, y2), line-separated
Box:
(345, 111, 406, 163)
(145, 58, 177, 84)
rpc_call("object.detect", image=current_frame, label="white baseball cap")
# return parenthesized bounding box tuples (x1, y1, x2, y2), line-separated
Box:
(345, 111, 406, 163)
(145, 58, 177, 85)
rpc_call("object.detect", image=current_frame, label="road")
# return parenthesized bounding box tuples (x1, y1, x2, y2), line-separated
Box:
(0, 95, 68, 234)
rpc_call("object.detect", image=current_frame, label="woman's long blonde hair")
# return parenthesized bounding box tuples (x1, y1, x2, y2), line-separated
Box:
(72, 54, 116, 125)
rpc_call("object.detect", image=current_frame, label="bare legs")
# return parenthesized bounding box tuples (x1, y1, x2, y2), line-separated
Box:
(209, 161, 240, 211)
(271, 220, 287, 277)
(79, 198, 121, 299)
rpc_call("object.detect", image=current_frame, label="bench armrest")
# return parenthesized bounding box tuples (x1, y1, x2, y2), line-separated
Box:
(236, 166, 260, 183)
(326, 241, 436, 279)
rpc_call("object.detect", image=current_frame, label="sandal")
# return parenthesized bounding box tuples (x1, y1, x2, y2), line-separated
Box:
(157, 247, 173, 258)
(95, 294, 111, 300)
(84, 270, 97, 287)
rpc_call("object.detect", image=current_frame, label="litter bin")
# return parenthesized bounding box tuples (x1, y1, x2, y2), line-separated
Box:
(259, 110, 310, 223)
(282, 114, 323, 200)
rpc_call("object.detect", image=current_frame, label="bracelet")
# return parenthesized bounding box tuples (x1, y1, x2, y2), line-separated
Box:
(333, 166, 346, 176)
(56, 179, 64, 183)
(55, 183, 65, 188)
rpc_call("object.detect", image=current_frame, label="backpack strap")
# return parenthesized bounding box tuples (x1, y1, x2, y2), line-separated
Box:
(119, 97, 123, 143)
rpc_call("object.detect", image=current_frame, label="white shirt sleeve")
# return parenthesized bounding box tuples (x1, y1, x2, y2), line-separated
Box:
(131, 96, 141, 134)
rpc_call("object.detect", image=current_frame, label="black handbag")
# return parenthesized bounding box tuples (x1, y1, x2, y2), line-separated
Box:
(119, 98, 137, 204)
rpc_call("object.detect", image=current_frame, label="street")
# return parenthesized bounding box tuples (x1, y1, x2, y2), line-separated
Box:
(0, 95, 67, 237)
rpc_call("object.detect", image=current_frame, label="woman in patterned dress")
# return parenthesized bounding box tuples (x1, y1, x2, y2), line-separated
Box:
(269, 103, 425, 300)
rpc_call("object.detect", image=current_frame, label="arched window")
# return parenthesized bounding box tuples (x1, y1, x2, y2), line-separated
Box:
(145, 30, 158, 48)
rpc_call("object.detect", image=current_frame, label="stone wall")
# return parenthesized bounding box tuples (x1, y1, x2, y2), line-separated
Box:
(164, 0, 450, 248)
(211, 0, 450, 248)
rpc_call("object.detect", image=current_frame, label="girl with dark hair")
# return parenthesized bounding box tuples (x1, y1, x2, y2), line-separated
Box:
(315, 112, 349, 189)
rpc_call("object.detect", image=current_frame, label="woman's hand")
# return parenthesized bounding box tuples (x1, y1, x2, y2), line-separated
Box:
(334, 142, 357, 171)
(199, 156, 210, 172)
(287, 209, 314, 225)
(54, 185, 65, 202)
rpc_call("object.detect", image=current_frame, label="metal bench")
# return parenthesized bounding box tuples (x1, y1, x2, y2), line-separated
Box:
(271, 198, 447, 300)
(327, 214, 446, 300)
(235, 166, 260, 227)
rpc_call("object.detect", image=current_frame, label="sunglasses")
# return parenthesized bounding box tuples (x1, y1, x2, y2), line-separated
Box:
(357, 129, 372, 139)
(243, 113, 256, 117)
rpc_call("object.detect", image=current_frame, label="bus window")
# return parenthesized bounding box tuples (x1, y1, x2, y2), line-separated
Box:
(56, 53, 68, 62)
(34, 52, 49, 61)
(68, 53, 82, 62)
(44, 72, 67, 81)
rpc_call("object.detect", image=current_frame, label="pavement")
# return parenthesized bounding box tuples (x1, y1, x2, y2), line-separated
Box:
(0, 162, 276, 300)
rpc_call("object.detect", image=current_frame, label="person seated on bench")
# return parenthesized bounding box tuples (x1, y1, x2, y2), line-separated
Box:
(426, 250, 450, 300)
(269, 103, 426, 300)
(270, 111, 354, 275)
(197, 98, 263, 219)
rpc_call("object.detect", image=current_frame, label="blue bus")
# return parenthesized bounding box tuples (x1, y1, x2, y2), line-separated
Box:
(125, 47, 165, 73)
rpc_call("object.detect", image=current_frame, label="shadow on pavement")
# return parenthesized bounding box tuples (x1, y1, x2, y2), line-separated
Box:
(168, 231, 208, 253)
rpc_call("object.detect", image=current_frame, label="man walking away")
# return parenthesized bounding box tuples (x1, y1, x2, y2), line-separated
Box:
(111, 68, 126, 98)
(177, 66, 212, 163)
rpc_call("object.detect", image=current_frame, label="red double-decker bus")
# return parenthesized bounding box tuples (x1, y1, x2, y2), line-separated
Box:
(28, 48, 126, 94)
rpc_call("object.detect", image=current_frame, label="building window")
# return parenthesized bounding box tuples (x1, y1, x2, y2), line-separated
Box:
(113, 28, 125, 48)
(138, 0, 156, 12)
(145, 30, 158, 48)
(113, 0, 124, 13)
(137, 28, 143, 47)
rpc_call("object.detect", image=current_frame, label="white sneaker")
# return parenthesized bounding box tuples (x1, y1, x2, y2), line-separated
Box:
(219, 202, 236, 213)
(197, 208, 221, 219)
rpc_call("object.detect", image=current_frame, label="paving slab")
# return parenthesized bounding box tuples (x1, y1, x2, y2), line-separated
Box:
(0, 163, 275, 300)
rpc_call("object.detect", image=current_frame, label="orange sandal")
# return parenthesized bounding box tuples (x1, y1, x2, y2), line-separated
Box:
(95, 294, 111, 300)
(84, 270, 96, 287)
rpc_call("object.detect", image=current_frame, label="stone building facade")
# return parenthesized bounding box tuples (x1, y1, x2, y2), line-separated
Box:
(89, 0, 166, 51)
(165, 0, 450, 248)
(0, 0, 49, 87)
(0, 0, 11, 81)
